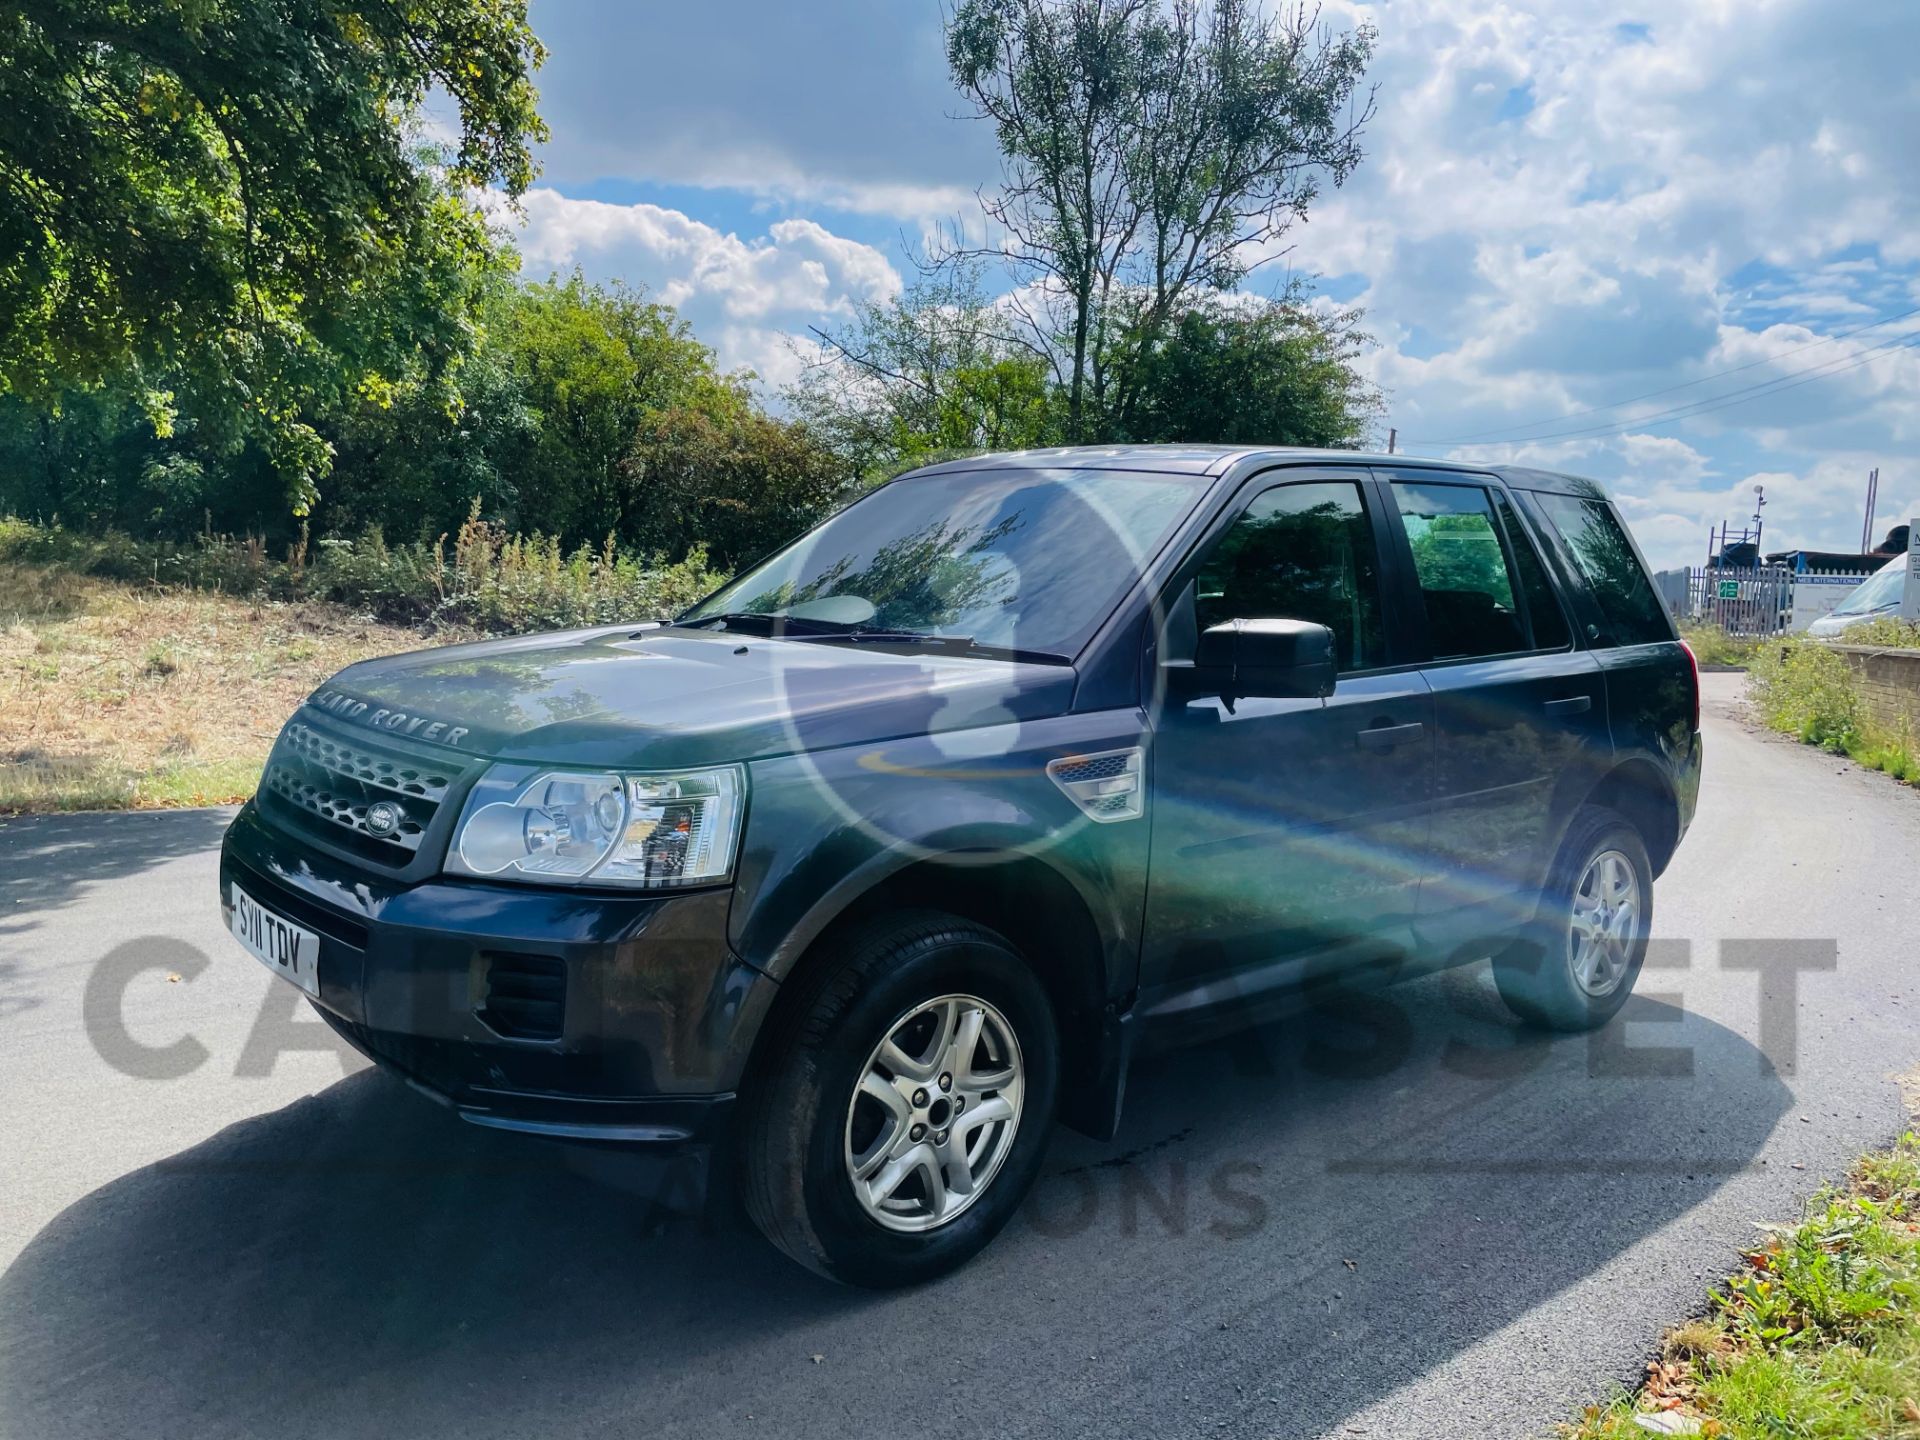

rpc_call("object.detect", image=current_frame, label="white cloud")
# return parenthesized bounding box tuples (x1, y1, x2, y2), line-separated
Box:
(496, 190, 900, 322)
(482, 189, 902, 379)
(497, 0, 1920, 568)
(1291, 0, 1920, 566)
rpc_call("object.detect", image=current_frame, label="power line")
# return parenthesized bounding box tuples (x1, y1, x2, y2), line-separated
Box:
(1405, 300, 1920, 446)
(1404, 324, 1920, 452)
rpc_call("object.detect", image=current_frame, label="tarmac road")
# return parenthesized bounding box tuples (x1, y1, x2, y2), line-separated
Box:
(2, 673, 1917, 1439)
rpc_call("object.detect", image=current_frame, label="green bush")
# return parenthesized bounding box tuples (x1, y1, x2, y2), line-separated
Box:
(1829, 615, 1920, 650)
(1850, 738, 1920, 784)
(1677, 623, 1763, 669)
(0, 513, 725, 637)
(1747, 639, 1862, 750)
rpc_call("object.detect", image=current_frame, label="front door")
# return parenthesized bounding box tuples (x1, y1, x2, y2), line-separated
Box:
(1140, 472, 1434, 1020)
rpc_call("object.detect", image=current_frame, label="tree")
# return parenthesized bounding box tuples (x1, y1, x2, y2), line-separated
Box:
(493, 274, 723, 545)
(626, 398, 849, 568)
(943, 0, 1376, 439)
(1114, 292, 1382, 446)
(789, 265, 1061, 481)
(0, 0, 548, 512)
(319, 321, 540, 545)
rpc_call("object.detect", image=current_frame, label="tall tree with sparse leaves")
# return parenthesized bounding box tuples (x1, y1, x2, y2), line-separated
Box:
(943, 0, 1376, 440)
(0, 0, 548, 512)
(790, 262, 1061, 481)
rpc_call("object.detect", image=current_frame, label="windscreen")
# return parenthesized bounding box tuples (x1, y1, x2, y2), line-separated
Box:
(1831, 558, 1905, 616)
(681, 468, 1203, 657)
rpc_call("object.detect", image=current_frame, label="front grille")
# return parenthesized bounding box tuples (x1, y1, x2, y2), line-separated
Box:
(260, 717, 465, 866)
(279, 721, 456, 803)
(478, 953, 568, 1042)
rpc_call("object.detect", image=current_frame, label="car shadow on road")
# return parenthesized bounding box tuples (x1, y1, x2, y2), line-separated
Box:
(0, 967, 1789, 1440)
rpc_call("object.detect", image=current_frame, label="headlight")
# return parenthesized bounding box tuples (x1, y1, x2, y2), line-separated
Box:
(445, 764, 745, 888)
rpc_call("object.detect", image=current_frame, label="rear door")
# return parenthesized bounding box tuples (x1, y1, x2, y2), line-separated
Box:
(1139, 469, 1433, 1018)
(1372, 471, 1611, 947)
(1521, 487, 1700, 852)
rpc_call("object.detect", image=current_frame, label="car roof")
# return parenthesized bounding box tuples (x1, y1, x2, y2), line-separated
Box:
(897, 445, 1612, 498)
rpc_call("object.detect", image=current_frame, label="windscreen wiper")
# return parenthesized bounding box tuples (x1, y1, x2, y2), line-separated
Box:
(679, 611, 850, 636)
(801, 630, 1072, 666)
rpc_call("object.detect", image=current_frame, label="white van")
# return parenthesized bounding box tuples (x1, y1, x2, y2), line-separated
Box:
(1807, 557, 1907, 637)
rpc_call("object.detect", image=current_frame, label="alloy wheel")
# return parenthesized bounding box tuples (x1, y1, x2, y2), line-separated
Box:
(843, 994, 1025, 1233)
(1568, 848, 1641, 997)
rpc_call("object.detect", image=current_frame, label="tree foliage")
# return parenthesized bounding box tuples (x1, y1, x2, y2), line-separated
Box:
(793, 276, 1382, 472)
(1113, 291, 1382, 446)
(485, 274, 719, 543)
(0, 0, 548, 509)
(790, 265, 1061, 481)
(628, 399, 849, 568)
(943, 0, 1376, 439)
(0, 258, 855, 571)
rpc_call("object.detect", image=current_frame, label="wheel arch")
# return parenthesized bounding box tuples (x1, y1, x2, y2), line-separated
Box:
(1583, 758, 1681, 876)
(739, 850, 1125, 1140)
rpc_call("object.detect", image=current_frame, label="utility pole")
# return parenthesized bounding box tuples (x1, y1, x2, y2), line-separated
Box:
(1386, 427, 1396, 455)
(1861, 467, 1879, 553)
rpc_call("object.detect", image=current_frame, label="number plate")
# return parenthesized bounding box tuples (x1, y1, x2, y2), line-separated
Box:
(229, 884, 321, 997)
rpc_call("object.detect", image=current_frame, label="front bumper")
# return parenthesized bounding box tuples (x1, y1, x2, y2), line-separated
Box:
(220, 801, 778, 1144)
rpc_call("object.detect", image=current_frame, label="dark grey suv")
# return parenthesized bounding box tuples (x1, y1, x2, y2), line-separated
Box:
(220, 445, 1702, 1284)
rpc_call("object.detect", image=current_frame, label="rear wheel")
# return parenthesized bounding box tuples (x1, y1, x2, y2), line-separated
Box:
(741, 911, 1058, 1286)
(1492, 805, 1653, 1032)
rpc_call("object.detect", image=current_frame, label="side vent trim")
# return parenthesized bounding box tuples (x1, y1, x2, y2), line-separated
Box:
(1046, 747, 1145, 824)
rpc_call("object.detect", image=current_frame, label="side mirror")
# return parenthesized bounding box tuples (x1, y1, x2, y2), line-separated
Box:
(1195, 618, 1336, 701)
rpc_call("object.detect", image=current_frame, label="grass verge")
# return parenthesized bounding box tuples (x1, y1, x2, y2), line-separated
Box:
(1747, 637, 1920, 787)
(1564, 1133, 1920, 1439)
(0, 559, 468, 814)
(1678, 624, 1764, 670)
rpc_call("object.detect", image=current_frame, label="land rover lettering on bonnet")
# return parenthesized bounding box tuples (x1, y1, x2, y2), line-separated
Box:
(220, 445, 1701, 1286)
(310, 688, 470, 746)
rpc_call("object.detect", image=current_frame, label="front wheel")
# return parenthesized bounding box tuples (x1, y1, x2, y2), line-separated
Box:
(741, 911, 1058, 1286)
(1492, 805, 1653, 1032)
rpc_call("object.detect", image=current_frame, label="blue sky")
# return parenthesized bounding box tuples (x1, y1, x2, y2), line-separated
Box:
(487, 0, 1920, 570)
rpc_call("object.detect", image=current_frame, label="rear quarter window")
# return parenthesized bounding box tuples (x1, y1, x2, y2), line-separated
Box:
(1531, 492, 1674, 646)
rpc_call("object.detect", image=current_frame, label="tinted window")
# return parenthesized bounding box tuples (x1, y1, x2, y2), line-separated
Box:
(1392, 482, 1526, 658)
(1532, 492, 1674, 646)
(1196, 481, 1384, 670)
(1493, 491, 1572, 649)
(682, 468, 1200, 656)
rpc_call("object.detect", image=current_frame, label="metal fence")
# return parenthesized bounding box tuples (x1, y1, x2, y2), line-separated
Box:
(1660, 565, 1874, 636)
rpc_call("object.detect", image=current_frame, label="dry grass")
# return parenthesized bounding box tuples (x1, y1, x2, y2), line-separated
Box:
(0, 560, 470, 813)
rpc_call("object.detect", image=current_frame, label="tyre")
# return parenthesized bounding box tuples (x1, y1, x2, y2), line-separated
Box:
(1492, 805, 1653, 1032)
(741, 910, 1058, 1286)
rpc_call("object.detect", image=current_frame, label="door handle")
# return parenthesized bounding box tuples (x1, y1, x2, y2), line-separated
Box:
(1543, 696, 1593, 715)
(1356, 721, 1425, 750)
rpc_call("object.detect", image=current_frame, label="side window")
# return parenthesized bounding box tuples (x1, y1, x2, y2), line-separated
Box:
(1391, 482, 1527, 659)
(1531, 492, 1674, 646)
(1493, 492, 1572, 650)
(1195, 480, 1385, 671)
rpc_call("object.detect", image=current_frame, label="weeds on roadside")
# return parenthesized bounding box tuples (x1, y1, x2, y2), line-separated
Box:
(0, 508, 726, 637)
(1563, 1134, 1920, 1439)
(1747, 638, 1862, 750)
(1677, 625, 1763, 669)
(1745, 636, 1920, 785)
(1834, 616, 1920, 650)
